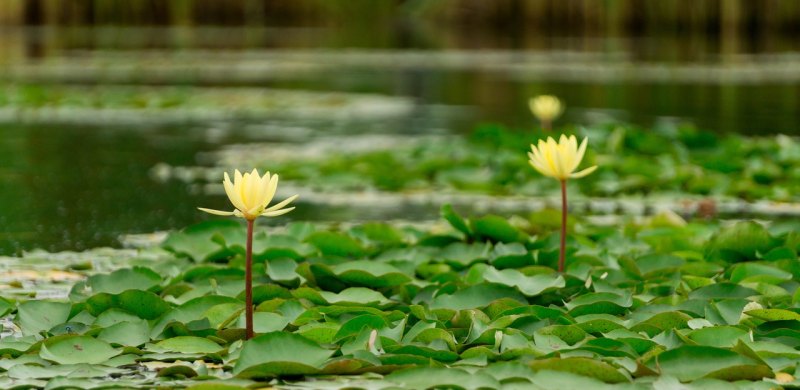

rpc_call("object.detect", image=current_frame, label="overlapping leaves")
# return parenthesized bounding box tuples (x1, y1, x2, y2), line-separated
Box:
(3, 206, 800, 388)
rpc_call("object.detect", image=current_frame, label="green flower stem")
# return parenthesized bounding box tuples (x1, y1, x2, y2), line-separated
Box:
(245, 218, 255, 340)
(560, 179, 567, 273)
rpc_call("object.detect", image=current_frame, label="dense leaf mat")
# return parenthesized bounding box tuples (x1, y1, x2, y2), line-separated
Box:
(220, 124, 800, 202)
(3, 206, 800, 389)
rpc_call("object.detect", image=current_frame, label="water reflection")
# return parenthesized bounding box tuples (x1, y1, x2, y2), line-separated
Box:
(0, 24, 798, 253)
(0, 124, 207, 254)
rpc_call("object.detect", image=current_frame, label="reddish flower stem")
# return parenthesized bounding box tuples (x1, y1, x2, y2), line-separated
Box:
(559, 180, 567, 273)
(245, 218, 255, 340)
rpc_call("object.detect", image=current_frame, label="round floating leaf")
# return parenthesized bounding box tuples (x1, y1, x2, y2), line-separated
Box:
(349, 222, 405, 247)
(253, 233, 315, 260)
(156, 364, 198, 379)
(471, 215, 527, 243)
(17, 301, 71, 336)
(653, 345, 764, 382)
(529, 369, 622, 390)
(635, 254, 685, 275)
(439, 242, 492, 268)
(688, 326, 749, 348)
(566, 292, 632, 317)
(163, 220, 241, 261)
(630, 311, 692, 337)
(386, 367, 500, 390)
(306, 231, 365, 257)
(186, 383, 248, 390)
(39, 336, 120, 365)
(86, 290, 171, 320)
(294, 287, 391, 307)
(707, 221, 775, 262)
(730, 263, 792, 284)
(7, 363, 124, 380)
(152, 336, 223, 354)
(529, 357, 629, 384)
(332, 261, 412, 289)
(689, 283, 759, 300)
(86, 267, 161, 295)
(431, 284, 527, 310)
(483, 267, 564, 296)
(265, 258, 300, 284)
(151, 295, 241, 338)
(233, 332, 334, 377)
(97, 320, 150, 347)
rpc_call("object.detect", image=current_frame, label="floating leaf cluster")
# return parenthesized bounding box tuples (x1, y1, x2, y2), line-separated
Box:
(2, 206, 800, 388)
(236, 124, 800, 202)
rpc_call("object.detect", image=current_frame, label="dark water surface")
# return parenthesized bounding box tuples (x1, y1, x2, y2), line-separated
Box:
(1, 26, 799, 254)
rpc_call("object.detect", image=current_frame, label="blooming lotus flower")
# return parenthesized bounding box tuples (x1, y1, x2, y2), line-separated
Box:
(528, 135, 597, 181)
(529, 95, 563, 129)
(199, 169, 298, 221)
(527, 134, 596, 273)
(198, 168, 298, 340)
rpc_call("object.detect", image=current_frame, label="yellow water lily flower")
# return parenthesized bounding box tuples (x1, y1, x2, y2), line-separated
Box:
(529, 95, 563, 123)
(198, 169, 298, 221)
(528, 135, 597, 181)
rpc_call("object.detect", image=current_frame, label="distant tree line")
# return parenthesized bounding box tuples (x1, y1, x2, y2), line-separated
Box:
(0, 0, 798, 35)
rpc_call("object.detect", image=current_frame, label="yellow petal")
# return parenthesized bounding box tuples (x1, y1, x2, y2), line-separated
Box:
(262, 174, 279, 208)
(198, 207, 236, 216)
(570, 165, 597, 179)
(252, 171, 271, 208)
(223, 172, 247, 212)
(260, 207, 295, 218)
(574, 136, 588, 169)
(264, 194, 298, 212)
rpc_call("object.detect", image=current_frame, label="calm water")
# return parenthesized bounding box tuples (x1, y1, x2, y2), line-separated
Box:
(1, 26, 799, 254)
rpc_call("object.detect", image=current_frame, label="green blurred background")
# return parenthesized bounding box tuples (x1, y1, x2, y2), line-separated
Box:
(0, 0, 798, 254)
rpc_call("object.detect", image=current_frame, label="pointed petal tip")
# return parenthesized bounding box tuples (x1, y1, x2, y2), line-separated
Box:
(198, 207, 236, 216)
(570, 165, 598, 179)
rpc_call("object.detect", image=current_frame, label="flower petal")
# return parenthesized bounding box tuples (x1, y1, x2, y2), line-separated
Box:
(574, 136, 588, 170)
(570, 165, 597, 179)
(260, 207, 295, 218)
(223, 172, 247, 212)
(198, 207, 236, 216)
(264, 194, 298, 212)
(262, 173, 279, 208)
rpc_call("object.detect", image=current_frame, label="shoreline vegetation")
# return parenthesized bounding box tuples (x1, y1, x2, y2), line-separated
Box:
(2, 0, 799, 36)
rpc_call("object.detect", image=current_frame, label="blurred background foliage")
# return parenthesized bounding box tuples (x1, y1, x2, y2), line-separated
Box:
(0, 1, 798, 254)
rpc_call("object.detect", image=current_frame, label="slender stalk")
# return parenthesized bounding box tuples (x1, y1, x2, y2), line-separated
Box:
(559, 180, 567, 273)
(245, 218, 255, 340)
(542, 119, 552, 132)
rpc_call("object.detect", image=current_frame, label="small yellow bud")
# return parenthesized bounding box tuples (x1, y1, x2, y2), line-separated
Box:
(529, 95, 564, 123)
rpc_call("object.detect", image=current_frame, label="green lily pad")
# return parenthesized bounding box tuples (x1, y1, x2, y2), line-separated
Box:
(151, 336, 223, 354)
(529, 357, 629, 384)
(430, 284, 527, 310)
(17, 301, 72, 336)
(482, 267, 564, 296)
(233, 332, 334, 378)
(39, 336, 120, 365)
(86, 267, 161, 295)
(652, 345, 768, 382)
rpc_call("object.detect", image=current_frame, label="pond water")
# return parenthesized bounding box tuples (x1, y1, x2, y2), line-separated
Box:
(0, 26, 798, 254)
